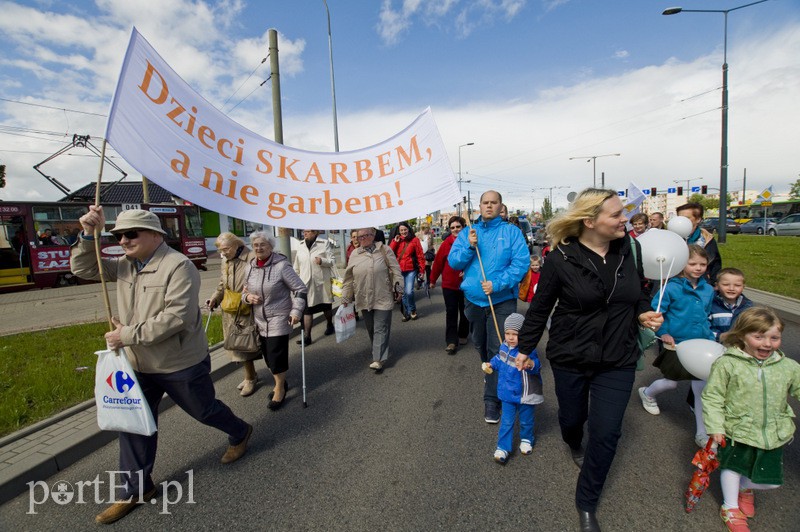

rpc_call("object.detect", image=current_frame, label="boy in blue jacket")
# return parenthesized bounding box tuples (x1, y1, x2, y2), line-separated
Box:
(709, 267, 753, 340)
(482, 313, 544, 464)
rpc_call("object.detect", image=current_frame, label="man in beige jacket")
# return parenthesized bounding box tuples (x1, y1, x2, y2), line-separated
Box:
(71, 207, 252, 525)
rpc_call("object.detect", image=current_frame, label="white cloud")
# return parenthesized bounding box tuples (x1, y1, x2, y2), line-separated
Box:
(377, 0, 527, 44)
(614, 49, 629, 60)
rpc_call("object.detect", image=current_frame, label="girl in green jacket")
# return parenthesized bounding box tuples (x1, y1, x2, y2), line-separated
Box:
(703, 307, 800, 532)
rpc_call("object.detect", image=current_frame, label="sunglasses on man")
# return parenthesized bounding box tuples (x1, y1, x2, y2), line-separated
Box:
(112, 230, 141, 241)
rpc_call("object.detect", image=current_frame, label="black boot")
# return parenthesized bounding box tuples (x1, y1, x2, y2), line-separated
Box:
(578, 509, 601, 532)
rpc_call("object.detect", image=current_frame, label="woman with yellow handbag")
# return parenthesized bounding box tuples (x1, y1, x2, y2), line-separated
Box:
(206, 232, 260, 396)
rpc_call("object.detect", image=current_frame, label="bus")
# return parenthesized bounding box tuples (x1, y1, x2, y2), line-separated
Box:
(0, 201, 207, 293)
(729, 200, 800, 223)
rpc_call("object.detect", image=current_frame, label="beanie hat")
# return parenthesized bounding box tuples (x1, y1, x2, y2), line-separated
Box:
(504, 313, 525, 332)
(110, 209, 166, 235)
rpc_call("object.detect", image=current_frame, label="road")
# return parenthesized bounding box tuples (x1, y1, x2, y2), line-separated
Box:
(1, 289, 799, 530)
(0, 263, 223, 336)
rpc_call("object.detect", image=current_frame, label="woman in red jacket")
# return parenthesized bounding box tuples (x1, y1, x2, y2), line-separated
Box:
(429, 216, 469, 353)
(389, 221, 426, 321)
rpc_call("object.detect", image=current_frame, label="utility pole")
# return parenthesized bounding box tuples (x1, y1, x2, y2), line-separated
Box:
(269, 29, 291, 259)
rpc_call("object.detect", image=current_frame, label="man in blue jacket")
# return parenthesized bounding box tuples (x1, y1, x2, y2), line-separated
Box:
(449, 190, 530, 423)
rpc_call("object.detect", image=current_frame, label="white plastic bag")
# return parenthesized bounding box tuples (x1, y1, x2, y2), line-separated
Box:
(95, 349, 157, 436)
(334, 304, 357, 343)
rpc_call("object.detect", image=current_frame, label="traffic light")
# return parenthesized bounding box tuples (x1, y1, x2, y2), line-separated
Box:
(650, 187, 657, 197)
(0, 164, 5, 188)
(701, 185, 708, 194)
(677, 186, 683, 196)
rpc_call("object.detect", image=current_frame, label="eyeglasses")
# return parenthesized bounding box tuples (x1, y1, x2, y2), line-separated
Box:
(113, 230, 139, 241)
(357, 234, 372, 240)
(450, 225, 463, 230)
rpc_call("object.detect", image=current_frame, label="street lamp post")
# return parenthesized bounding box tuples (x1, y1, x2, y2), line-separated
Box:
(569, 153, 620, 188)
(323, 0, 339, 152)
(663, 0, 769, 243)
(458, 142, 474, 216)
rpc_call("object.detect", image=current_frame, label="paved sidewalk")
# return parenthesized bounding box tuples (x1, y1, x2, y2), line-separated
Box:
(1, 288, 797, 504)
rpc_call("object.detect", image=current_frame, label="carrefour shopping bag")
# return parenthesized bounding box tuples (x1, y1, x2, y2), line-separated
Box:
(94, 349, 157, 436)
(334, 304, 357, 343)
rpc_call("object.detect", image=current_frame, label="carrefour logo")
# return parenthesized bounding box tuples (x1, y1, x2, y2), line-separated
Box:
(102, 370, 142, 405)
(106, 370, 136, 393)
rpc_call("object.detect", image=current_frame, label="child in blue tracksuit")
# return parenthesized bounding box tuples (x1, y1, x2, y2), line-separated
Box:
(709, 267, 753, 340)
(638, 244, 715, 448)
(481, 313, 544, 464)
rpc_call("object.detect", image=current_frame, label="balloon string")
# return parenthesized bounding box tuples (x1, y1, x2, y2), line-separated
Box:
(655, 257, 676, 313)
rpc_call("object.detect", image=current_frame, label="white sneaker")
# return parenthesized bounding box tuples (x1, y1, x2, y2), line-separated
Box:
(493, 449, 508, 464)
(369, 361, 383, 370)
(519, 440, 533, 455)
(638, 387, 660, 415)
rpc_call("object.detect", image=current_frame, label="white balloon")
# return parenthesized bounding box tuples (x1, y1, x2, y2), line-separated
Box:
(676, 339, 725, 380)
(667, 216, 694, 239)
(636, 229, 689, 279)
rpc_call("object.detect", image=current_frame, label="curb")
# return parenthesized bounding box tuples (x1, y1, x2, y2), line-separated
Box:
(0, 342, 233, 505)
(0, 309, 328, 505)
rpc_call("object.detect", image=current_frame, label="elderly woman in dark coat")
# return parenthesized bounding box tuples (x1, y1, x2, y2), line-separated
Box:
(242, 231, 307, 410)
(206, 232, 260, 396)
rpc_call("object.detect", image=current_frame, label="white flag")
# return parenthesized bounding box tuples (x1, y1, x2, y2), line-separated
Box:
(106, 28, 461, 229)
(623, 182, 646, 221)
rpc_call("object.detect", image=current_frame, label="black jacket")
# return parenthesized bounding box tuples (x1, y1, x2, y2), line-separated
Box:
(518, 235, 651, 372)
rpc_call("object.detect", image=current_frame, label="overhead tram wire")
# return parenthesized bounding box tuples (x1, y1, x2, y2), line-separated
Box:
(0, 97, 107, 118)
(228, 76, 270, 113)
(475, 104, 722, 178)
(468, 84, 724, 176)
(223, 53, 269, 111)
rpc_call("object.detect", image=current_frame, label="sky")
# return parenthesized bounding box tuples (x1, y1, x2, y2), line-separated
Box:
(0, 0, 798, 215)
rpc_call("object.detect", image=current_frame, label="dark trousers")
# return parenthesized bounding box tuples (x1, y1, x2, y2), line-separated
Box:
(442, 288, 469, 346)
(118, 356, 249, 499)
(465, 298, 517, 405)
(551, 365, 635, 513)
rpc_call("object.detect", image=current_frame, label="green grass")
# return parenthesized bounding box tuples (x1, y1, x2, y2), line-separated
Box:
(0, 314, 224, 437)
(720, 234, 800, 299)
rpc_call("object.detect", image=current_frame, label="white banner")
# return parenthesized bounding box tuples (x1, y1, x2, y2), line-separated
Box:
(106, 28, 461, 229)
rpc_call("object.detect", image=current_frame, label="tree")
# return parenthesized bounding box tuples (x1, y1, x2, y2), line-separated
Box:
(540, 198, 553, 221)
(790, 178, 800, 200)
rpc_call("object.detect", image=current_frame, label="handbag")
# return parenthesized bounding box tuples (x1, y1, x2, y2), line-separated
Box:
(334, 303, 357, 343)
(220, 262, 251, 315)
(330, 264, 344, 298)
(95, 348, 157, 435)
(223, 305, 260, 353)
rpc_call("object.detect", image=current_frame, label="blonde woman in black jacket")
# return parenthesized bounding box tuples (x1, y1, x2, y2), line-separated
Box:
(516, 189, 663, 532)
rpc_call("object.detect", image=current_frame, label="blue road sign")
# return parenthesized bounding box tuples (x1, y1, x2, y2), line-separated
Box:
(691, 186, 700, 192)
(617, 190, 625, 196)
(668, 187, 677, 194)
(643, 189, 651, 195)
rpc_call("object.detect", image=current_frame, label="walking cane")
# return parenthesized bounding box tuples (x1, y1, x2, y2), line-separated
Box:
(204, 306, 213, 333)
(464, 218, 503, 349)
(300, 329, 308, 408)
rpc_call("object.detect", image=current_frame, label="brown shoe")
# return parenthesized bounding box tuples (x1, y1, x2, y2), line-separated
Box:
(445, 344, 457, 355)
(95, 487, 157, 524)
(221, 424, 253, 464)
